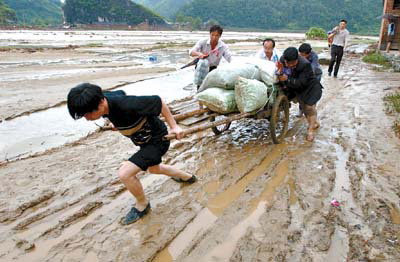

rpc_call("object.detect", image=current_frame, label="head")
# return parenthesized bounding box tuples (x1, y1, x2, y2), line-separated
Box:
(262, 38, 275, 57)
(209, 25, 223, 45)
(67, 83, 107, 121)
(339, 19, 347, 30)
(283, 47, 299, 69)
(298, 43, 312, 59)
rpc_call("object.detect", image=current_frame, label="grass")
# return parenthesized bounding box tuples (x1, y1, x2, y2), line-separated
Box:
(385, 93, 400, 113)
(384, 92, 400, 137)
(362, 52, 391, 69)
(362, 52, 389, 65)
(84, 43, 103, 47)
(305, 27, 327, 40)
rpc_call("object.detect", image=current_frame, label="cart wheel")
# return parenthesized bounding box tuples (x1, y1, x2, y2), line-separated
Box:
(270, 94, 289, 144)
(210, 115, 231, 135)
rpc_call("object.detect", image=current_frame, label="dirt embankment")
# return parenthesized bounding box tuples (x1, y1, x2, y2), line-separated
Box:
(0, 54, 399, 261)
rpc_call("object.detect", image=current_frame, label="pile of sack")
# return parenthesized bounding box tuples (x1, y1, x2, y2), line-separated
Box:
(196, 59, 278, 114)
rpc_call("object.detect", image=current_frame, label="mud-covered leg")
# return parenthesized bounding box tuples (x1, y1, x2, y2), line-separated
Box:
(303, 104, 319, 141)
(118, 161, 148, 210)
(148, 164, 195, 182)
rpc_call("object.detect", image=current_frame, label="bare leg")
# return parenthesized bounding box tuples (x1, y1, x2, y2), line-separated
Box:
(303, 104, 319, 141)
(148, 164, 192, 180)
(386, 41, 392, 53)
(118, 161, 148, 211)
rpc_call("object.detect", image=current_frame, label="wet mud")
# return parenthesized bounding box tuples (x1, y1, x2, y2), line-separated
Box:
(0, 32, 399, 261)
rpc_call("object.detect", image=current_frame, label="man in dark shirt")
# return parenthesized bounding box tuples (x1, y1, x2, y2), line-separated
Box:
(277, 47, 323, 142)
(297, 43, 323, 117)
(67, 83, 197, 225)
(299, 43, 322, 82)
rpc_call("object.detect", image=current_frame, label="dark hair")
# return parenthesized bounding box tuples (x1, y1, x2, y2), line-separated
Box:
(283, 47, 298, 62)
(262, 38, 275, 48)
(209, 25, 223, 35)
(67, 83, 104, 120)
(298, 43, 312, 54)
(340, 19, 347, 24)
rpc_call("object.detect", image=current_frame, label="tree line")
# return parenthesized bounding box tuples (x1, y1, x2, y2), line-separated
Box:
(176, 0, 382, 35)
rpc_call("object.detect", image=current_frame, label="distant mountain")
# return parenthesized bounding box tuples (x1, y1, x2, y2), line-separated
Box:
(177, 0, 382, 35)
(134, 0, 193, 19)
(4, 0, 63, 26)
(63, 0, 166, 25)
(0, 0, 17, 24)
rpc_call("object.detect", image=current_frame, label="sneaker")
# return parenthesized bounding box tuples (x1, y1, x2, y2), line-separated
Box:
(121, 202, 151, 225)
(171, 175, 197, 184)
(333, 75, 338, 78)
(328, 72, 332, 76)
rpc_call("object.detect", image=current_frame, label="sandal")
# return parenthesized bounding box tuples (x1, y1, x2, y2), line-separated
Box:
(171, 175, 197, 184)
(121, 202, 151, 225)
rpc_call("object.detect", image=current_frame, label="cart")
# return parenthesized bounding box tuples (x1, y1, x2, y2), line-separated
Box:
(165, 85, 290, 144)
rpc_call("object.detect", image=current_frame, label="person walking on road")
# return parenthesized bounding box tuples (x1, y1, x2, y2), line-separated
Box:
(328, 19, 350, 78)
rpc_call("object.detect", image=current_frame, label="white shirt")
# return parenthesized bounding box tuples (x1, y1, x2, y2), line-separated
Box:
(332, 28, 350, 49)
(189, 38, 232, 67)
(255, 48, 281, 63)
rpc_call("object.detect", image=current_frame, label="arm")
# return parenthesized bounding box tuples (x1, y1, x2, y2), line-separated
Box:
(309, 52, 320, 72)
(328, 26, 339, 40)
(286, 63, 314, 90)
(344, 31, 350, 50)
(161, 99, 184, 139)
(189, 39, 208, 58)
(222, 44, 233, 63)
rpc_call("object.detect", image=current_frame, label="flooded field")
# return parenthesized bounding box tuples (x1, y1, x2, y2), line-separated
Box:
(0, 30, 399, 261)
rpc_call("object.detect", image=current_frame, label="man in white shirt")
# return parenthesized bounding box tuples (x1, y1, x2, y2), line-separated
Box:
(255, 38, 281, 63)
(328, 19, 350, 78)
(189, 25, 232, 88)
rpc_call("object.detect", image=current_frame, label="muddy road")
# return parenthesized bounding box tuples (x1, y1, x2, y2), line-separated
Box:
(1, 31, 399, 261)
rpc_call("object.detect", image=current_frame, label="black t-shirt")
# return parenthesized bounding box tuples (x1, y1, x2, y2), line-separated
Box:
(103, 95, 167, 145)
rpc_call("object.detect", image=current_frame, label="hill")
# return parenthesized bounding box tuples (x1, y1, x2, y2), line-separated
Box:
(4, 0, 63, 26)
(133, 0, 192, 19)
(0, 0, 17, 24)
(63, 0, 166, 25)
(177, 0, 382, 35)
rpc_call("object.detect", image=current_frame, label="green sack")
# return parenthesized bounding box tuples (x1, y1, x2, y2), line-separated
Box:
(196, 88, 238, 114)
(235, 77, 271, 113)
(198, 63, 261, 92)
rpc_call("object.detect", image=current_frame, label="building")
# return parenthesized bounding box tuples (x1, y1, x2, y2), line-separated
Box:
(379, 0, 400, 51)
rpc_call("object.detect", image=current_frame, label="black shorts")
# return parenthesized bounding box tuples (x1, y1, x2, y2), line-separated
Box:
(298, 83, 323, 106)
(129, 139, 170, 171)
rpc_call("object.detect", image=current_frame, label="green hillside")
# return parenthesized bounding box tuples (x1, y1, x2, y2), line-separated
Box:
(134, 0, 192, 19)
(0, 0, 17, 24)
(63, 0, 166, 25)
(4, 0, 63, 26)
(177, 0, 382, 35)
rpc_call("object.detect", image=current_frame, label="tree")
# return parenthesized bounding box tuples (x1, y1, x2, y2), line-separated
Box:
(0, 0, 17, 25)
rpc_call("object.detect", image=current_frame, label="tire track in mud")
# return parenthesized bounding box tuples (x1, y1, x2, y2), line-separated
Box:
(1, 112, 301, 262)
(1, 55, 400, 261)
(152, 143, 289, 262)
